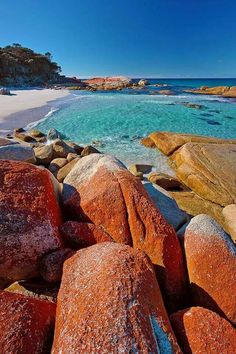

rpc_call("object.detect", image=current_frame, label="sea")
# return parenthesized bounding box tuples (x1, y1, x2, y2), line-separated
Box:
(31, 78, 236, 169)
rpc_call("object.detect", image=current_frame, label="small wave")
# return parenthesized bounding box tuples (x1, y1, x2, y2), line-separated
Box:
(25, 107, 59, 130)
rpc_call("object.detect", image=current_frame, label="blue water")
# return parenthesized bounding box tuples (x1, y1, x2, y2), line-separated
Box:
(33, 79, 236, 167)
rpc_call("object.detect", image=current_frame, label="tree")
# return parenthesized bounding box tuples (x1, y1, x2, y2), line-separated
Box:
(45, 52, 52, 60)
(12, 43, 22, 47)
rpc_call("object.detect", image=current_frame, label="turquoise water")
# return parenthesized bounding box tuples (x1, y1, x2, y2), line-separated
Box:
(33, 79, 236, 167)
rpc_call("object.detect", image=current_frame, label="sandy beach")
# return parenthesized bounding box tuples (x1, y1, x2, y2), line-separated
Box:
(0, 89, 70, 134)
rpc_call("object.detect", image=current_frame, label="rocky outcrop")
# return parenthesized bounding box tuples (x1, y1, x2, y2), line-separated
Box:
(141, 131, 236, 156)
(0, 160, 63, 283)
(60, 221, 113, 248)
(52, 243, 181, 353)
(83, 76, 133, 90)
(170, 307, 236, 354)
(138, 79, 149, 86)
(187, 85, 236, 98)
(0, 291, 56, 353)
(63, 154, 186, 309)
(184, 215, 236, 325)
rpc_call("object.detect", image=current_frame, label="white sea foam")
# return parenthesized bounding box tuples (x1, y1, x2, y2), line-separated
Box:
(25, 107, 59, 130)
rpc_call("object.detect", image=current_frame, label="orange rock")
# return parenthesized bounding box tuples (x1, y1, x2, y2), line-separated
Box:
(170, 307, 236, 354)
(0, 160, 63, 283)
(60, 221, 113, 248)
(0, 290, 56, 353)
(52, 242, 181, 353)
(63, 154, 187, 310)
(185, 214, 236, 324)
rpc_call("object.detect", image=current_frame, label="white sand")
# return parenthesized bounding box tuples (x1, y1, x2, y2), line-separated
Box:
(0, 89, 70, 133)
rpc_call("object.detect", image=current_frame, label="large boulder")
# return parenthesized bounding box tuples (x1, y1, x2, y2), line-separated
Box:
(0, 160, 63, 283)
(63, 154, 186, 309)
(141, 131, 236, 156)
(170, 307, 236, 354)
(222, 204, 236, 242)
(34, 144, 54, 165)
(52, 243, 181, 353)
(0, 144, 36, 163)
(0, 291, 56, 353)
(184, 215, 236, 325)
(170, 142, 236, 207)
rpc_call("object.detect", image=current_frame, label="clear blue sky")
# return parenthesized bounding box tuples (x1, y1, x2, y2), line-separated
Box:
(1, 0, 236, 78)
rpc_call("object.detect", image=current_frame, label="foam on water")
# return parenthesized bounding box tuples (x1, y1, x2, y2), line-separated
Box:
(33, 86, 236, 167)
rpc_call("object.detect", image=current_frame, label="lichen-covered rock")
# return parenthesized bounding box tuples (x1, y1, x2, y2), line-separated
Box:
(185, 214, 236, 324)
(0, 160, 63, 282)
(52, 243, 181, 354)
(60, 221, 113, 248)
(0, 145, 36, 163)
(170, 307, 236, 354)
(0, 291, 56, 353)
(63, 154, 186, 310)
(39, 249, 74, 283)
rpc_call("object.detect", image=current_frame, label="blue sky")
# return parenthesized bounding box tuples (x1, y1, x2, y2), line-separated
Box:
(1, 0, 236, 78)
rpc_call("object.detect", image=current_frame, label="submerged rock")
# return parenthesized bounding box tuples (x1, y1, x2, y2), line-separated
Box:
(0, 160, 63, 283)
(184, 214, 236, 325)
(0, 291, 56, 353)
(52, 243, 181, 353)
(170, 307, 236, 354)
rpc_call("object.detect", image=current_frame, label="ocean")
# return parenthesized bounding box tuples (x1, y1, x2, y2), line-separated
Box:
(32, 78, 236, 168)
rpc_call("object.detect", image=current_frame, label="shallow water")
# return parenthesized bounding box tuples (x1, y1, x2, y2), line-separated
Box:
(33, 79, 236, 168)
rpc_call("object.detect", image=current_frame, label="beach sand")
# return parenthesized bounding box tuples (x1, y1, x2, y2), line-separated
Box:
(0, 89, 70, 134)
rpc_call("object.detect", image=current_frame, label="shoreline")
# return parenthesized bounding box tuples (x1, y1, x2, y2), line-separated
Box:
(0, 89, 70, 136)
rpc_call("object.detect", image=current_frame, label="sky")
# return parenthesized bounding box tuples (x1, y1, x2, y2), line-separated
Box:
(1, 0, 236, 78)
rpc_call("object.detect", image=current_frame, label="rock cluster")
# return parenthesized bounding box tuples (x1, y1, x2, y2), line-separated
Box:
(186, 85, 236, 98)
(0, 128, 235, 352)
(141, 131, 236, 242)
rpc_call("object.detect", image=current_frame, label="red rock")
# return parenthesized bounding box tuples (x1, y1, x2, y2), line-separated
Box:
(170, 307, 236, 354)
(39, 248, 75, 283)
(63, 154, 187, 309)
(52, 242, 181, 353)
(0, 290, 56, 353)
(185, 214, 236, 324)
(0, 160, 63, 283)
(60, 221, 113, 248)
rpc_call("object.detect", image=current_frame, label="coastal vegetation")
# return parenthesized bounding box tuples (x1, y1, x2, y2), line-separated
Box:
(0, 44, 62, 86)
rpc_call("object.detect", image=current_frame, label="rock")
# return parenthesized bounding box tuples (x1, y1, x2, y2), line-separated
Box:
(52, 139, 75, 158)
(0, 87, 11, 95)
(47, 128, 61, 141)
(67, 152, 78, 162)
(0, 144, 36, 163)
(0, 291, 56, 353)
(140, 136, 156, 148)
(141, 131, 236, 156)
(170, 307, 236, 354)
(65, 141, 84, 154)
(60, 221, 113, 248)
(28, 129, 45, 138)
(5, 280, 59, 302)
(84, 76, 133, 90)
(184, 214, 236, 324)
(81, 145, 101, 156)
(187, 85, 236, 98)
(138, 79, 149, 86)
(170, 142, 236, 206)
(56, 157, 80, 182)
(63, 154, 186, 309)
(158, 89, 175, 95)
(128, 163, 153, 175)
(49, 157, 68, 173)
(52, 243, 181, 353)
(144, 182, 191, 231)
(0, 160, 63, 282)
(222, 204, 236, 242)
(14, 131, 35, 142)
(39, 249, 74, 283)
(34, 144, 54, 165)
(148, 172, 186, 191)
(182, 102, 205, 109)
(0, 138, 18, 146)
